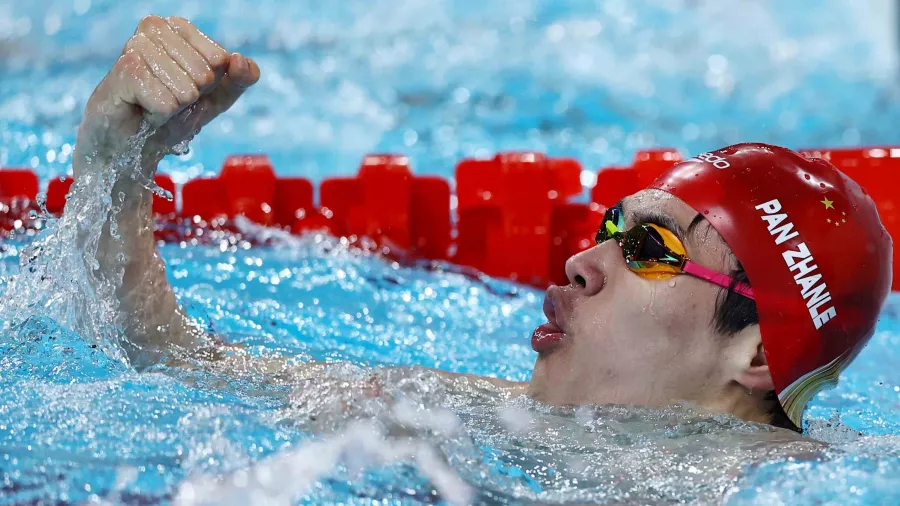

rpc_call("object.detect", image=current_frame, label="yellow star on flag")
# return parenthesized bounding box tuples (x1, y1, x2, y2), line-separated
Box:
(821, 197, 834, 210)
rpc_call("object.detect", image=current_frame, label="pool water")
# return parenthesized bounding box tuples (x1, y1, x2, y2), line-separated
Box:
(2, 0, 900, 504)
(2, 0, 899, 182)
(2, 231, 900, 505)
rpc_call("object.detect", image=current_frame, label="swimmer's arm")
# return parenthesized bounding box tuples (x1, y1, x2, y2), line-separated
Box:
(422, 367, 528, 391)
(199, 351, 527, 393)
(70, 16, 260, 359)
(92, 166, 209, 355)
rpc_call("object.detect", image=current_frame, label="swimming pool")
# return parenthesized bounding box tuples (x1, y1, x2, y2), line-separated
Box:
(2, 0, 900, 504)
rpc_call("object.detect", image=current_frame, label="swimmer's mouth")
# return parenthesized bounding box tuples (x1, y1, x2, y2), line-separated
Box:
(532, 287, 567, 354)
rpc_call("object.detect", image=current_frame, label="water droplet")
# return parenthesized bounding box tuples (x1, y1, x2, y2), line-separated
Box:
(171, 139, 191, 156)
(804, 174, 811, 180)
(152, 185, 174, 201)
(819, 183, 826, 189)
(668, 279, 676, 288)
(704, 210, 710, 215)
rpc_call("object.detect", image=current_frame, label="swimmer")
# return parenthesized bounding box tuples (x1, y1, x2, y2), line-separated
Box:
(69, 16, 892, 433)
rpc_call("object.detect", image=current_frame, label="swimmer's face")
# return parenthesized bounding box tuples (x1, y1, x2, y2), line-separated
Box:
(528, 189, 761, 411)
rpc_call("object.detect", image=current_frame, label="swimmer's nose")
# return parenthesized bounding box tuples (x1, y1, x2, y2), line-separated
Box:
(564, 246, 608, 295)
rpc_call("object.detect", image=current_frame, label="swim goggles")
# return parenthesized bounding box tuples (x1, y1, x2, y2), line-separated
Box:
(596, 205, 754, 299)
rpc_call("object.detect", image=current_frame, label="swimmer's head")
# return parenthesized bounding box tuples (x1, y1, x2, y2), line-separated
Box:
(528, 143, 892, 430)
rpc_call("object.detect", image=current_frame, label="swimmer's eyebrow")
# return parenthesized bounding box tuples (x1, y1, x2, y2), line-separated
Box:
(620, 199, 689, 244)
(687, 214, 705, 234)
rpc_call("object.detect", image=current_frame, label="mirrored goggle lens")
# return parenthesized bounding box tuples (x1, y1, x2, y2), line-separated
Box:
(623, 224, 684, 269)
(595, 206, 624, 244)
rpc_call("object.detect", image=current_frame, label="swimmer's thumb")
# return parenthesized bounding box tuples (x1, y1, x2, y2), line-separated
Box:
(200, 53, 261, 119)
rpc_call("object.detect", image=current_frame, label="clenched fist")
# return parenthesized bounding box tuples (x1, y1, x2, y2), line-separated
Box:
(75, 15, 260, 169)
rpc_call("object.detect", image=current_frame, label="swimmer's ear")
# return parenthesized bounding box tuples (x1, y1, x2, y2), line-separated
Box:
(730, 326, 776, 392)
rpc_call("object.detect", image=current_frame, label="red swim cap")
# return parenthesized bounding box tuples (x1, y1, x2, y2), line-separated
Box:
(650, 143, 893, 427)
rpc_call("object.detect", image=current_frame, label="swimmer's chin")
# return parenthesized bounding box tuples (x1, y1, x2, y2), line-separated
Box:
(525, 380, 579, 407)
(526, 356, 569, 406)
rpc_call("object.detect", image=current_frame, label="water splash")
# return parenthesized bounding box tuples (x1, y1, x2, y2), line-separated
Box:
(0, 121, 157, 364)
(171, 139, 192, 157)
(174, 417, 474, 506)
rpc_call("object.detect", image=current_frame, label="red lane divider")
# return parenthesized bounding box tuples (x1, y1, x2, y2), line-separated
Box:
(0, 169, 38, 201)
(182, 177, 228, 221)
(592, 148, 680, 207)
(410, 176, 451, 261)
(632, 149, 682, 189)
(220, 154, 276, 225)
(455, 152, 583, 284)
(455, 205, 503, 274)
(358, 155, 413, 249)
(456, 154, 529, 279)
(318, 154, 449, 259)
(548, 202, 606, 286)
(274, 177, 314, 229)
(593, 166, 637, 207)
(318, 176, 362, 238)
(0, 169, 39, 231)
(3, 145, 899, 290)
(46, 176, 74, 215)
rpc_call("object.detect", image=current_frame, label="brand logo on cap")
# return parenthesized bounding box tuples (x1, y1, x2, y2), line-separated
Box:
(755, 199, 837, 330)
(688, 152, 731, 169)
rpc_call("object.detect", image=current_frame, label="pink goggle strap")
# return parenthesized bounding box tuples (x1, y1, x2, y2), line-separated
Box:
(682, 260, 755, 300)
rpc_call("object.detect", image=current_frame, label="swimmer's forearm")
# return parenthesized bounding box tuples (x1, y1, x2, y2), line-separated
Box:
(421, 367, 527, 391)
(70, 148, 206, 356)
(72, 146, 160, 290)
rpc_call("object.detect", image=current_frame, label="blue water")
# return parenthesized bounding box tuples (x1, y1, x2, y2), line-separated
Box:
(2, 0, 900, 504)
(2, 0, 899, 182)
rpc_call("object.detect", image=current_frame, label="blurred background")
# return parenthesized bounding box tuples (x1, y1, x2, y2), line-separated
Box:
(1, 0, 898, 185)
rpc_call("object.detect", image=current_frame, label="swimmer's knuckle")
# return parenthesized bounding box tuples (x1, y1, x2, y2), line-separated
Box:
(207, 50, 228, 67)
(116, 53, 143, 78)
(200, 41, 227, 62)
(172, 89, 189, 105)
(130, 32, 151, 48)
(184, 86, 200, 104)
(138, 15, 166, 31)
(160, 97, 179, 116)
(197, 68, 215, 87)
(117, 52, 140, 67)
